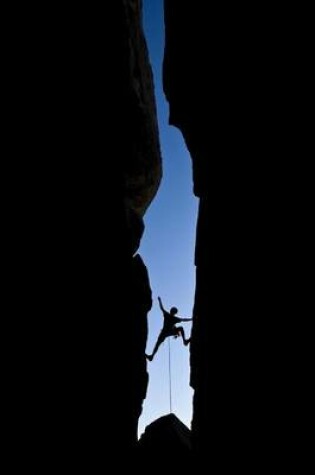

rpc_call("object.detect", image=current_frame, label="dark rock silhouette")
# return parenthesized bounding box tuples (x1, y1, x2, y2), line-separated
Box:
(24, 0, 162, 462)
(129, 254, 152, 439)
(118, 1, 162, 217)
(163, 0, 303, 465)
(113, 0, 161, 451)
(137, 413, 191, 455)
(19, 0, 305, 467)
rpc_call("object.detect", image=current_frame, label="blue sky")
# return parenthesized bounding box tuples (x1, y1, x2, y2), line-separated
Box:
(138, 1, 198, 437)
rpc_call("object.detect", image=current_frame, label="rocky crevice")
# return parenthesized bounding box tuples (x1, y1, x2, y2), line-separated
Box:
(116, 0, 162, 448)
(163, 0, 210, 454)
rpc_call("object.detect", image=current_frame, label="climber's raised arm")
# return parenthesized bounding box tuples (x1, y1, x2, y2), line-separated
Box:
(158, 296, 165, 311)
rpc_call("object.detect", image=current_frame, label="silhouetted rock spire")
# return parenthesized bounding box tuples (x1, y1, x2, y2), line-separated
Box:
(138, 413, 191, 455)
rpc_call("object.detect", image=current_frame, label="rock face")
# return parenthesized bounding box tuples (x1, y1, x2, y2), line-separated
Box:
(119, 0, 162, 216)
(137, 413, 191, 455)
(39, 1, 160, 457)
(163, 1, 210, 455)
(114, 0, 161, 449)
(129, 254, 152, 437)
(23, 0, 303, 467)
(163, 0, 300, 464)
(20, 1, 161, 465)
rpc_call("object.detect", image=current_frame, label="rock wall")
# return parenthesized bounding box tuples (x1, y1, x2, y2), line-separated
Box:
(163, 0, 300, 464)
(163, 1, 210, 455)
(115, 0, 162, 449)
(17, 0, 304, 467)
(137, 413, 191, 455)
(31, 0, 161, 459)
(13, 1, 162, 466)
(164, 0, 301, 469)
(119, 0, 162, 217)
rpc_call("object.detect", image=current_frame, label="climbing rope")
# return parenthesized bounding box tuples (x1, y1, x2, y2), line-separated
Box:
(168, 337, 172, 413)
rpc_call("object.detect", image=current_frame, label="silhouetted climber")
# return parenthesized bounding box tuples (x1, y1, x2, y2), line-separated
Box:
(146, 296, 192, 361)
